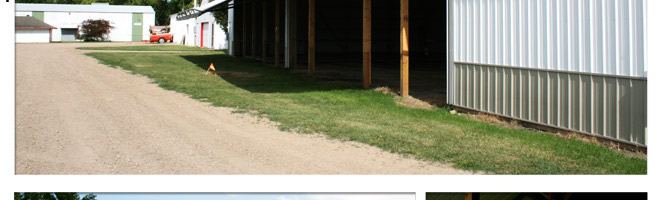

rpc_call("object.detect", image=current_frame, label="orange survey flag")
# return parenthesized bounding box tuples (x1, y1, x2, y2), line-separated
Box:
(208, 63, 216, 71)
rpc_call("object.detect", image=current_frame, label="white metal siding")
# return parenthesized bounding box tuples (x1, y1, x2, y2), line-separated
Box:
(452, 0, 647, 78)
(143, 13, 156, 41)
(16, 29, 51, 43)
(449, 0, 648, 146)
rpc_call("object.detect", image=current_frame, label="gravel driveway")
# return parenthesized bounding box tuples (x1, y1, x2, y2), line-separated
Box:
(15, 43, 472, 175)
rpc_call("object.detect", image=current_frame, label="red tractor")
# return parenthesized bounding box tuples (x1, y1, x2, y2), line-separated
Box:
(149, 26, 173, 44)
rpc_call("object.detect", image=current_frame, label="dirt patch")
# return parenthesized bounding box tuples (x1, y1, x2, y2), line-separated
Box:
(558, 132, 647, 159)
(374, 87, 395, 95)
(467, 113, 523, 130)
(397, 96, 435, 110)
(373, 87, 435, 110)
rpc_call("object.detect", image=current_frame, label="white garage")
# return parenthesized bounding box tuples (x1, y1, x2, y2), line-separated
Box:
(15, 16, 56, 43)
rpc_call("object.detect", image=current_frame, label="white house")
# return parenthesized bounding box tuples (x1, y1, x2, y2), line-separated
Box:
(170, 0, 229, 49)
(16, 3, 155, 42)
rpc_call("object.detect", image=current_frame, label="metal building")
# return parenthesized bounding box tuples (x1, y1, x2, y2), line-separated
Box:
(16, 3, 155, 42)
(446, 0, 647, 147)
(226, 0, 648, 147)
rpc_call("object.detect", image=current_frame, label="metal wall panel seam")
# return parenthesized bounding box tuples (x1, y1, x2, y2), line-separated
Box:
(616, 78, 620, 140)
(453, 61, 647, 80)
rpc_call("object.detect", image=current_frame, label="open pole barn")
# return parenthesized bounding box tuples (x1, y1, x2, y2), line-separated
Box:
(15, 3, 155, 42)
(224, 0, 647, 147)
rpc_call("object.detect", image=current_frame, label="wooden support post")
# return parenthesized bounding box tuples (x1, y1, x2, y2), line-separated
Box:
(252, 0, 256, 59)
(292, 0, 298, 68)
(288, 0, 297, 68)
(262, 0, 267, 64)
(362, 0, 371, 89)
(242, 0, 247, 57)
(465, 193, 472, 200)
(275, 0, 280, 66)
(308, 0, 315, 75)
(400, 0, 409, 97)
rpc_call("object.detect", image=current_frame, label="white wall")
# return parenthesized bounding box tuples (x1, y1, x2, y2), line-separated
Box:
(452, 0, 647, 78)
(170, 12, 228, 49)
(142, 12, 156, 41)
(15, 11, 155, 42)
(16, 29, 51, 43)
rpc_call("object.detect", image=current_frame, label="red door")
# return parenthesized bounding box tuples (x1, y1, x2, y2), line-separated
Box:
(200, 23, 204, 47)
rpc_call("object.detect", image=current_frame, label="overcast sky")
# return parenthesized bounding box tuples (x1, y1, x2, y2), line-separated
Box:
(89, 193, 415, 200)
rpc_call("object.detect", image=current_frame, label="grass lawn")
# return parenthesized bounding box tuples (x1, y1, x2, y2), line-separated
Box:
(86, 51, 647, 174)
(77, 45, 221, 51)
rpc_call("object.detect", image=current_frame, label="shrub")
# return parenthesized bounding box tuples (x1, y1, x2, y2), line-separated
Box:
(76, 19, 114, 41)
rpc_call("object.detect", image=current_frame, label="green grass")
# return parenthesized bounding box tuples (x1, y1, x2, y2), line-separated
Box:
(86, 51, 647, 174)
(77, 45, 222, 51)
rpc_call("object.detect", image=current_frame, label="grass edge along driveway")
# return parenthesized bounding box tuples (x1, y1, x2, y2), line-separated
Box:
(77, 45, 222, 51)
(86, 50, 646, 174)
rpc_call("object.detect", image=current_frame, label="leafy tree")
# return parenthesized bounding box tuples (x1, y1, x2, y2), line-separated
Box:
(76, 19, 114, 41)
(15, 193, 96, 200)
(54, 193, 80, 200)
(210, 0, 229, 42)
(81, 194, 97, 200)
(20, 193, 56, 200)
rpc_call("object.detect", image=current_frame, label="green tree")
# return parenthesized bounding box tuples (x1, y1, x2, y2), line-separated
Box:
(81, 194, 97, 200)
(16, 193, 96, 200)
(54, 193, 80, 200)
(210, 0, 229, 41)
(20, 193, 56, 200)
(77, 19, 115, 41)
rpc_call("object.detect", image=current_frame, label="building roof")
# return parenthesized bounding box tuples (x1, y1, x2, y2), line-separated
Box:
(16, 3, 155, 14)
(175, 0, 228, 20)
(15, 16, 56, 29)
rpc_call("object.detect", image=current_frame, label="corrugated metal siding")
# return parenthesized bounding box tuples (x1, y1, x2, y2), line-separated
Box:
(452, 0, 647, 78)
(453, 63, 647, 146)
(448, 0, 648, 146)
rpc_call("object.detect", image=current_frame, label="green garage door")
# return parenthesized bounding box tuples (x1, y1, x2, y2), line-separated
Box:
(32, 11, 44, 21)
(132, 13, 143, 42)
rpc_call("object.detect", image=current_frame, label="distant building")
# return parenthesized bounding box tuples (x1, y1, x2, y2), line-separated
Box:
(169, 0, 229, 49)
(15, 16, 57, 43)
(16, 3, 155, 42)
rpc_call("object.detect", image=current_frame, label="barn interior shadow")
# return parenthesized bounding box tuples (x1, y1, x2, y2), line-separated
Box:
(180, 54, 353, 94)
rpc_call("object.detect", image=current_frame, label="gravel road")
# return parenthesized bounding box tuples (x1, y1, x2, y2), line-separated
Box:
(15, 43, 472, 175)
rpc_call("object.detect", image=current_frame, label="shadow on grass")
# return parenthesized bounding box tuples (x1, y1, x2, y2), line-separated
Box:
(181, 54, 357, 94)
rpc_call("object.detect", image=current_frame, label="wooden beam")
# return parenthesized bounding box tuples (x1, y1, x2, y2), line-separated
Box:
(252, 0, 256, 59)
(400, 0, 409, 97)
(242, 0, 247, 57)
(292, 0, 298, 68)
(288, 0, 294, 68)
(275, 0, 280, 66)
(308, 0, 315, 75)
(262, 0, 267, 64)
(362, 0, 371, 89)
